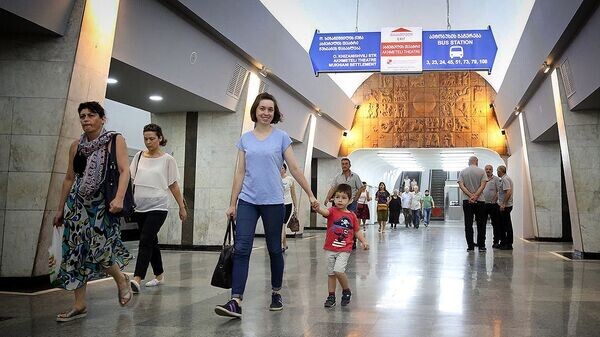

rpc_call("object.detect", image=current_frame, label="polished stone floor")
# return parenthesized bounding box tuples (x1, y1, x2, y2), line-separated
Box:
(1, 222, 600, 337)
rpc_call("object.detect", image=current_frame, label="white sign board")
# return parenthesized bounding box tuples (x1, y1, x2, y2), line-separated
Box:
(380, 27, 423, 73)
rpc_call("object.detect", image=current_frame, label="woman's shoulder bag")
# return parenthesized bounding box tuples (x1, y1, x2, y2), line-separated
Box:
(104, 134, 136, 217)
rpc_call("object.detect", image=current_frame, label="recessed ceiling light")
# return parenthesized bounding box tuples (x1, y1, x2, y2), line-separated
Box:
(107, 78, 118, 84)
(149, 95, 163, 101)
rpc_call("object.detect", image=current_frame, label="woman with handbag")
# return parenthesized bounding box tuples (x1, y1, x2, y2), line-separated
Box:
(375, 182, 391, 233)
(52, 101, 133, 322)
(129, 124, 187, 293)
(280, 163, 298, 251)
(355, 182, 371, 230)
(215, 92, 318, 318)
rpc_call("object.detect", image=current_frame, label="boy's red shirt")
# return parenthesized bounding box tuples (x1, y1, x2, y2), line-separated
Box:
(323, 207, 359, 252)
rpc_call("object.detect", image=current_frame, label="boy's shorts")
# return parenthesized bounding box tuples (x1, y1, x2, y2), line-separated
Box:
(325, 250, 351, 275)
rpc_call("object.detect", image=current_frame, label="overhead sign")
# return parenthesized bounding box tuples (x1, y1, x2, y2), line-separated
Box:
(309, 31, 380, 75)
(380, 27, 422, 73)
(307, 27, 497, 75)
(422, 27, 497, 73)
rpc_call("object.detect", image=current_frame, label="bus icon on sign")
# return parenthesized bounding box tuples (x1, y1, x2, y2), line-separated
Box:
(449, 46, 464, 59)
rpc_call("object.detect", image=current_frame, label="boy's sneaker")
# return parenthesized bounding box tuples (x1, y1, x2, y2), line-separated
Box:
(269, 293, 283, 311)
(214, 299, 242, 318)
(324, 295, 336, 308)
(341, 292, 352, 306)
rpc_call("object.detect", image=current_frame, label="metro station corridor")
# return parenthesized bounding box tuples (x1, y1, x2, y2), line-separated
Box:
(2, 223, 599, 337)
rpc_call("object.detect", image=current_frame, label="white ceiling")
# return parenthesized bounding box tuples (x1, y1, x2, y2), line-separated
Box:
(260, 0, 535, 97)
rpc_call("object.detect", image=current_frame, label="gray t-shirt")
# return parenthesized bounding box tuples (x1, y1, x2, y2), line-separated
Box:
(457, 165, 486, 202)
(483, 175, 501, 204)
(498, 175, 514, 207)
(331, 171, 362, 199)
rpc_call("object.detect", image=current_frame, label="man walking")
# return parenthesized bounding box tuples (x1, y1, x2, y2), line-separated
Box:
(483, 165, 502, 248)
(497, 165, 514, 250)
(458, 156, 487, 252)
(324, 158, 363, 211)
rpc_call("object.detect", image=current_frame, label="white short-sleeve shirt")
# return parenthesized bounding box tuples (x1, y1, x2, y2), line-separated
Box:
(131, 152, 180, 212)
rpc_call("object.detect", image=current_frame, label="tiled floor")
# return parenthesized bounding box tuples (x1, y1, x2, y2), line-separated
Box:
(1, 222, 600, 337)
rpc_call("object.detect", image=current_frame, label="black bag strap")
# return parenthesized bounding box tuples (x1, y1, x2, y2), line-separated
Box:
(223, 217, 235, 247)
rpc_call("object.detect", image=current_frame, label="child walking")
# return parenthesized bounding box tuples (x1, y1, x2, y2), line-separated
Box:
(313, 184, 369, 308)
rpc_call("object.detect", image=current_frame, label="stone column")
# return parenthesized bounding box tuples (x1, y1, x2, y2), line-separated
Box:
(0, 0, 120, 277)
(552, 70, 600, 254)
(522, 115, 563, 238)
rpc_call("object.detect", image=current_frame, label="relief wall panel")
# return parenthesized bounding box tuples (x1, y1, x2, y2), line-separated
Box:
(341, 71, 508, 156)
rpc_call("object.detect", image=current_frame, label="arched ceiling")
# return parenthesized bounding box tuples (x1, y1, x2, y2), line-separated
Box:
(260, 0, 535, 96)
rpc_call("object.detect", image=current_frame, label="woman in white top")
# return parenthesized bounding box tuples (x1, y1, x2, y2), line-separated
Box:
(355, 182, 371, 229)
(280, 163, 297, 251)
(129, 124, 187, 293)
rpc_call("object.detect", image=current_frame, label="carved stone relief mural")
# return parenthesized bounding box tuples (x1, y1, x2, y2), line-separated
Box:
(342, 71, 508, 156)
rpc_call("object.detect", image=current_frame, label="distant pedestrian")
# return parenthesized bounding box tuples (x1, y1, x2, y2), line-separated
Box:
(355, 182, 371, 229)
(421, 190, 434, 227)
(400, 186, 413, 227)
(375, 182, 391, 233)
(497, 165, 514, 250)
(388, 190, 402, 229)
(410, 186, 423, 228)
(482, 165, 502, 248)
(458, 156, 487, 252)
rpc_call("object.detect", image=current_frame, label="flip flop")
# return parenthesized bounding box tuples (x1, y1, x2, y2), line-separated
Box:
(56, 308, 87, 322)
(119, 274, 133, 306)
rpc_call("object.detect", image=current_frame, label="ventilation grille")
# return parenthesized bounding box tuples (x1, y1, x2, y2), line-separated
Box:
(258, 81, 269, 94)
(559, 58, 576, 98)
(226, 64, 249, 99)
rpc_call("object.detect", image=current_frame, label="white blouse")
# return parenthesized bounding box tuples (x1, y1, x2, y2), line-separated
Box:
(130, 152, 180, 212)
(282, 175, 295, 205)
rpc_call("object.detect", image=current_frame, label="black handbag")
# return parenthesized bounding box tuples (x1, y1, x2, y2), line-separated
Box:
(104, 134, 136, 217)
(211, 218, 236, 289)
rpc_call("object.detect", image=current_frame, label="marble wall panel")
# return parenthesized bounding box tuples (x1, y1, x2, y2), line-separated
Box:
(0, 210, 43, 277)
(0, 135, 10, 172)
(6, 172, 51, 210)
(11, 98, 66, 135)
(9, 135, 58, 172)
(0, 97, 13, 134)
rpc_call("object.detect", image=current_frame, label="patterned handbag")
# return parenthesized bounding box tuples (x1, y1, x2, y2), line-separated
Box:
(287, 213, 300, 232)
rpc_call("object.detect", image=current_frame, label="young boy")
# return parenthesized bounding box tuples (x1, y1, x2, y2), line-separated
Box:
(313, 183, 369, 308)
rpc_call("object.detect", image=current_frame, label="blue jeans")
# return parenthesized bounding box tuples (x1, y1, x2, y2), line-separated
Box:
(232, 199, 285, 300)
(423, 208, 432, 224)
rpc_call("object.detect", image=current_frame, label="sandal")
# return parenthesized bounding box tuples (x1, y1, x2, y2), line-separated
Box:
(118, 273, 133, 306)
(56, 307, 87, 322)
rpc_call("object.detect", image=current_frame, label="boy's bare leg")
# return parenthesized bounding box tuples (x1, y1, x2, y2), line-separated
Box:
(335, 272, 350, 290)
(328, 275, 337, 293)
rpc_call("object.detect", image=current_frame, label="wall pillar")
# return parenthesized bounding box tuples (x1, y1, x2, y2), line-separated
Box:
(552, 70, 600, 254)
(0, 0, 120, 277)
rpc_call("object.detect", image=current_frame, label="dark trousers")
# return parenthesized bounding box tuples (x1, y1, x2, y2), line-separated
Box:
(232, 199, 285, 299)
(412, 209, 421, 228)
(499, 206, 514, 246)
(463, 201, 485, 248)
(483, 203, 501, 244)
(134, 210, 168, 279)
(402, 208, 412, 226)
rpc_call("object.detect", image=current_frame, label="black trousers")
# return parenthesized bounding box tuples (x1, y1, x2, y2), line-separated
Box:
(484, 203, 501, 244)
(499, 206, 514, 246)
(463, 201, 485, 248)
(134, 210, 168, 279)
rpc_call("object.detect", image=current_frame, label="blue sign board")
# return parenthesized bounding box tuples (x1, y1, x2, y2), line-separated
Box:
(309, 31, 381, 75)
(422, 27, 497, 73)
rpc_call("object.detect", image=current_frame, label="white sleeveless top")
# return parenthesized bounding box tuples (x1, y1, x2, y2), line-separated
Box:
(357, 191, 368, 204)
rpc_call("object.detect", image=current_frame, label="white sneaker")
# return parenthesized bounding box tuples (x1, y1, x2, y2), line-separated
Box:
(145, 277, 164, 287)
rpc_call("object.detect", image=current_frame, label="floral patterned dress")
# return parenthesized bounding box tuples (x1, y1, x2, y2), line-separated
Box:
(57, 174, 133, 290)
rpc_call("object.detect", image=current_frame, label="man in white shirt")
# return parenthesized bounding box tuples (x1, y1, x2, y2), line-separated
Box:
(400, 187, 413, 228)
(458, 156, 487, 252)
(324, 158, 362, 212)
(482, 165, 502, 248)
(410, 186, 423, 228)
(497, 165, 514, 250)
